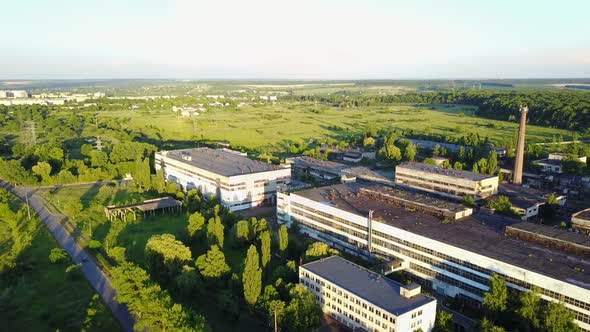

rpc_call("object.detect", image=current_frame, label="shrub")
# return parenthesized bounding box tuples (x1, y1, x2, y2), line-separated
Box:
(49, 248, 69, 264)
(65, 263, 83, 280)
(88, 240, 102, 250)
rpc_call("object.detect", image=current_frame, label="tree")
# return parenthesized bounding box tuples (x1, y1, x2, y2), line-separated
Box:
(132, 158, 151, 191)
(433, 310, 453, 332)
(80, 143, 93, 157)
(404, 142, 417, 161)
(235, 219, 251, 243)
(433, 144, 441, 157)
(453, 161, 463, 170)
(483, 274, 508, 314)
(363, 136, 375, 148)
(379, 132, 402, 162)
(284, 284, 322, 332)
(488, 150, 499, 175)
(243, 245, 262, 305)
(88, 240, 102, 250)
(175, 265, 202, 295)
(516, 286, 541, 329)
(49, 248, 68, 263)
(261, 230, 271, 269)
(32, 161, 52, 182)
(145, 234, 192, 281)
(544, 301, 580, 332)
(62, 199, 83, 221)
(305, 242, 338, 261)
(196, 245, 231, 279)
(279, 225, 289, 253)
(152, 169, 166, 193)
(108, 246, 127, 263)
(479, 318, 506, 332)
(462, 195, 476, 207)
(187, 211, 206, 239)
(65, 263, 83, 280)
(89, 150, 108, 168)
(207, 216, 225, 248)
(487, 196, 513, 215)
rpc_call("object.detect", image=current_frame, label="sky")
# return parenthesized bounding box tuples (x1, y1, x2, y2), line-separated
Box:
(1, 0, 589, 79)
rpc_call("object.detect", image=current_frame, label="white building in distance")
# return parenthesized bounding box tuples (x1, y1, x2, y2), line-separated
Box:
(300, 256, 437, 332)
(395, 162, 498, 201)
(155, 148, 291, 211)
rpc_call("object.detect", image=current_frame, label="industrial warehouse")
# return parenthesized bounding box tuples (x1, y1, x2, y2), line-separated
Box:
(277, 183, 590, 330)
(155, 147, 291, 211)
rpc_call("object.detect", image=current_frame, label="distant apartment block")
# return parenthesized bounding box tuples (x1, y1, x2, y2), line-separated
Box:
(395, 162, 498, 200)
(278, 183, 590, 331)
(300, 256, 436, 332)
(155, 148, 290, 211)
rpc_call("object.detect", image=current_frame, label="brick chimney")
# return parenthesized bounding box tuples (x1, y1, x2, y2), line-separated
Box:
(513, 105, 528, 185)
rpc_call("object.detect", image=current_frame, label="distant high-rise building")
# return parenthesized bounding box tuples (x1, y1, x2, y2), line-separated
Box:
(513, 105, 528, 185)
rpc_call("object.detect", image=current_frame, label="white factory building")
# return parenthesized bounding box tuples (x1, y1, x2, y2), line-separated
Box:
(155, 148, 290, 211)
(278, 183, 590, 331)
(395, 162, 499, 201)
(300, 256, 437, 332)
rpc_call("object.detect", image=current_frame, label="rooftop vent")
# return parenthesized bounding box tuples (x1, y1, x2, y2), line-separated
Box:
(180, 151, 192, 161)
(400, 283, 421, 298)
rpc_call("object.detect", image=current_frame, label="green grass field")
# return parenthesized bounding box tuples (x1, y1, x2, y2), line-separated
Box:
(74, 103, 572, 150)
(0, 190, 122, 332)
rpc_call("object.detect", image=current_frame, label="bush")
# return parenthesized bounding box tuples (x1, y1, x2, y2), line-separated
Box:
(65, 263, 83, 280)
(49, 248, 69, 264)
(88, 240, 102, 250)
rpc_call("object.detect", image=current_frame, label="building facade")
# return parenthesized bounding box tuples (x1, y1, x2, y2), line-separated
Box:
(300, 256, 437, 332)
(395, 162, 498, 200)
(278, 184, 590, 331)
(156, 148, 290, 211)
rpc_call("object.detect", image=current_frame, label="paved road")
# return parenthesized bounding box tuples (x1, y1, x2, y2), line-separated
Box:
(0, 180, 135, 332)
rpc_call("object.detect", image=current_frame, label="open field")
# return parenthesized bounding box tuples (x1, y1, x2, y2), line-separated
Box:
(75, 103, 573, 150)
(0, 190, 121, 332)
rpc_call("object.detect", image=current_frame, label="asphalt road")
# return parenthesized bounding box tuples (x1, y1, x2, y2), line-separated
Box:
(0, 180, 135, 332)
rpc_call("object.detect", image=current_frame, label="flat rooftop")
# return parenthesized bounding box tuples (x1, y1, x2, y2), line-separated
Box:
(302, 256, 435, 315)
(159, 148, 281, 177)
(359, 185, 470, 214)
(574, 209, 590, 221)
(291, 156, 349, 172)
(397, 162, 497, 182)
(534, 158, 562, 166)
(294, 184, 590, 289)
(507, 222, 590, 248)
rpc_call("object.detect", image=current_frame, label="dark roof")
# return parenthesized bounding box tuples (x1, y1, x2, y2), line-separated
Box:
(302, 256, 435, 315)
(574, 209, 590, 221)
(293, 183, 590, 289)
(507, 222, 590, 248)
(159, 148, 281, 176)
(534, 159, 562, 166)
(397, 162, 497, 182)
(291, 156, 349, 172)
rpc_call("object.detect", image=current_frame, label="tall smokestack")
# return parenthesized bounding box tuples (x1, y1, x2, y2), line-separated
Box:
(513, 105, 528, 185)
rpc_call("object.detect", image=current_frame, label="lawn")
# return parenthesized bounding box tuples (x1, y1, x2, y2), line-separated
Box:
(0, 190, 122, 332)
(75, 102, 572, 150)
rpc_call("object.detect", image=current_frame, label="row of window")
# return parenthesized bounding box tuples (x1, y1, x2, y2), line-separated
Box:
(292, 202, 368, 232)
(395, 172, 478, 192)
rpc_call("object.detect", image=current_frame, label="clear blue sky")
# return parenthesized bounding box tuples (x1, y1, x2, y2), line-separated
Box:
(1, 0, 589, 79)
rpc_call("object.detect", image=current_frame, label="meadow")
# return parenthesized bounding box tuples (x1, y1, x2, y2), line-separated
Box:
(75, 102, 572, 151)
(0, 189, 121, 332)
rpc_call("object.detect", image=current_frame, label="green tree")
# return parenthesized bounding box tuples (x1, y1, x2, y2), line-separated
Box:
(187, 211, 206, 239)
(145, 234, 192, 281)
(49, 248, 68, 263)
(80, 143, 93, 157)
(433, 310, 453, 332)
(379, 132, 402, 162)
(261, 230, 271, 269)
(235, 219, 251, 243)
(243, 245, 262, 305)
(132, 158, 151, 191)
(487, 196, 513, 215)
(305, 242, 338, 261)
(175, 265, 202, 295)
(279, 225, 289, 253)
(32, 161, 52, 182)
(88, 240, 102, 250)
(544, 301, 580, 332)
(488, 150, 499, 175)
(453, 161, 463, 170)
(89, 150, 108, 168)
(517, 286, 542, 329)
(404, 142, 417, 161)
(483, 273, 508, 314)
(363, 136, 376, 148)
(480, 318, 506, 332)
(284, 284, 322, 332)
(152, 169, 166, 193)
(195, 245, 231, 279)
(207, 216, 225, 248)
(108, 246, 127, 263)
(423, 157, 437, 166)
(433, 144, 441, 157)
